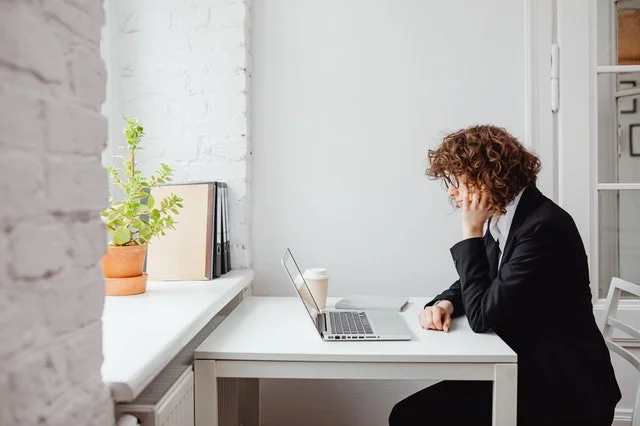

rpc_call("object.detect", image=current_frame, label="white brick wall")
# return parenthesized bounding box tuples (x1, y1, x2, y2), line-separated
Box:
(106, 0, 252, 269)
(0, 1, 113, 425)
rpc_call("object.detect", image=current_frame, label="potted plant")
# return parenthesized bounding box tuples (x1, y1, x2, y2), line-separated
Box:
(101, 116, 183, 296)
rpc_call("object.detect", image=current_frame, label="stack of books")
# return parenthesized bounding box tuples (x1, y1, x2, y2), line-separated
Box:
(145, 182, 231, 281)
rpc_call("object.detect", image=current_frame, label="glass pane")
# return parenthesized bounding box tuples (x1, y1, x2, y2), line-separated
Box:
(618, 5, 640, 65)
(597, 0, 640, 66)
(597, 72, 640, 183)
(598, 190, 640, 298)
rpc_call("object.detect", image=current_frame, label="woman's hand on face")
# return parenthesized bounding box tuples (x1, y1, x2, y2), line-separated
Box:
(461, 188, 492, 239)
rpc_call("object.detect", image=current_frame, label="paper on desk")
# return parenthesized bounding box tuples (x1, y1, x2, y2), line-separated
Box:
(335, 295, 409, 312)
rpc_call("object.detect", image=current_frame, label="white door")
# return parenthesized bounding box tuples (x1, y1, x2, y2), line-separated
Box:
(557, 0, 640, 302)
(557, 0, 640, 419)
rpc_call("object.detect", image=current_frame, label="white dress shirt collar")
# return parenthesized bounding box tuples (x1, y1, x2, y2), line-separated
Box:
(489, 188, 526, 267)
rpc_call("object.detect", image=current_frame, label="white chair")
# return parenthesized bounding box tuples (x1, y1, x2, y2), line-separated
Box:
(600, 277, 640, 426)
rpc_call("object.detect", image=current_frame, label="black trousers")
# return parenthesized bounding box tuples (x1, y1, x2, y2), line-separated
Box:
(388, 381, 614, 426)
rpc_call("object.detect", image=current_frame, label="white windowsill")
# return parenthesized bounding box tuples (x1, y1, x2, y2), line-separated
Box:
(101, 269, 255, 402)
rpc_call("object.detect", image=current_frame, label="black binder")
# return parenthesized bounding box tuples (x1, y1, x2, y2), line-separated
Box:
(213, 182, 223, 278)
(223, 183, 231, 273)
(218, 182, 229, 274)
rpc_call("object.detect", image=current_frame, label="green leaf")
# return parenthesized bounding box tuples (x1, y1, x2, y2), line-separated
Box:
(107, 210, 121, 222)
(104, 117, 185, 244)
(113, 226, 131, 245)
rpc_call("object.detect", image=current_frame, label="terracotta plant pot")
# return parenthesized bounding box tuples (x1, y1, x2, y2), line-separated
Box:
(101, 244, 148, 296)
(105, 273, 148, 296)
(101, 244, 147, 278)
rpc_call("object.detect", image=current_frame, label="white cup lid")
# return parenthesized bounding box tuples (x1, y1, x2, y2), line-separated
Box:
(303, 268, 329, 279)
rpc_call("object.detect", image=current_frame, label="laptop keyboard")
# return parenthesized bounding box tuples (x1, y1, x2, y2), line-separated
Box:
(329, 311, 374, 335)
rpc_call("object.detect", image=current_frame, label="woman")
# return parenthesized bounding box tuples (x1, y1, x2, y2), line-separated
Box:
(389, 125, 621, 426)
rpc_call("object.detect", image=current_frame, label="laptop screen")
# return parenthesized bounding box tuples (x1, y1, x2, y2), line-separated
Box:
(281, 248, 321, 326)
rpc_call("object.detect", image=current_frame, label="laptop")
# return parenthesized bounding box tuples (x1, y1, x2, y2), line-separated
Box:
(281, 248, 412, 341)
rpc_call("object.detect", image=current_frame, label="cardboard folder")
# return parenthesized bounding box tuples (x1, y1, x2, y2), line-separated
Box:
(146, 182, 216, 280)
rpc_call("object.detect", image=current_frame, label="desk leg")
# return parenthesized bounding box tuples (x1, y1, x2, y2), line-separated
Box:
(218, 378, 260, 426)
(239, 379, 260, 426)
(195, 360, 218, 426)
(219, 379, 239, 426)
(492, 363, 517, 426)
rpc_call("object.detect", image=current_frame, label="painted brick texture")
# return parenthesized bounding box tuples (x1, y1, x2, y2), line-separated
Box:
(0, 1, 113, 425)
(109, 0, 252, 269)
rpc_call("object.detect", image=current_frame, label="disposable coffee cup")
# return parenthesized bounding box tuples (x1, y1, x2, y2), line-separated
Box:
(298, 268, 329, 309)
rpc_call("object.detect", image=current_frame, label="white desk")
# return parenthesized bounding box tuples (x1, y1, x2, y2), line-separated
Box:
(194, 296, 518, 426)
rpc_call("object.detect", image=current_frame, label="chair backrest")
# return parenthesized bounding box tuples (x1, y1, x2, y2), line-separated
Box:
(600, 277, 640, 426)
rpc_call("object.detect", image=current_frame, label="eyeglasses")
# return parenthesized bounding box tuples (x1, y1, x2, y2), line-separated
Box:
(443, 175, 459, 189)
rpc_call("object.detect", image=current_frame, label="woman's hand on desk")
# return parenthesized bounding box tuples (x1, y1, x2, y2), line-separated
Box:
(419, 301, 453, 332)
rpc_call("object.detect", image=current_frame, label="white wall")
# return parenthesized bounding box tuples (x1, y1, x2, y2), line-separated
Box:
(105, 0, 252, 268)
(0, 1, 113, 425)
(251, 1, 528, 425)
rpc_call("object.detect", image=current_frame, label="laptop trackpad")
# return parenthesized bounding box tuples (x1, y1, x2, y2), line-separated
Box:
(366, 310, 411, 336)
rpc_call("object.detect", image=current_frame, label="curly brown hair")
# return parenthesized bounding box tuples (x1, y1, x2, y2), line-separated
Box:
(426, 124, 541, 214)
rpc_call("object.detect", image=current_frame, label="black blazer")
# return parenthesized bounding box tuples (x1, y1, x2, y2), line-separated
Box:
(427, 185, 621, 424)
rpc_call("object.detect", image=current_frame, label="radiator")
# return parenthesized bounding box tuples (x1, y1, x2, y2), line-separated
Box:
(115, 366, 194, 426)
